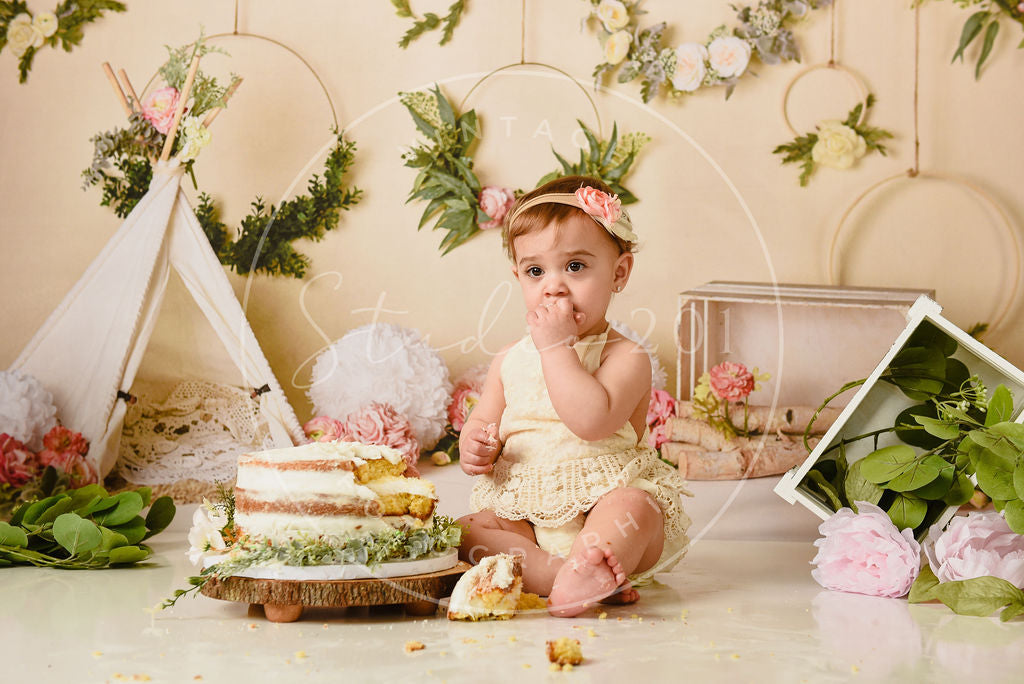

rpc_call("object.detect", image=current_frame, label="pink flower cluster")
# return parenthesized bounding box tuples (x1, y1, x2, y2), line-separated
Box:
(141, 86, 181, 134)
(708, 361, 755, 402)
(478, 186, 516, 230)
(0, 426, 97, 488)
(646, 388, 677, 450)
(447, 385, 481, 433)
(575, 186, 622, 225)
(302, 402, 421, 476)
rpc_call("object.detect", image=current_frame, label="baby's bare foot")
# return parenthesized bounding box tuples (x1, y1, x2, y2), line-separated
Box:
(600, 582, 640, 605)
(547, 546, 622, 618)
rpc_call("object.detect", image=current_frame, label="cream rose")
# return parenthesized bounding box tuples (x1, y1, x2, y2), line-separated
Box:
(177, 116, 211, 162)
(603, 30, 632, 65)
(33, 11, 59, 38)
(671, 42, 708, 92)
(707, 36, 752, 79)
(597, 0, 630, 32)
(7, 14, 43, 57)
(812, 120, 868, 170)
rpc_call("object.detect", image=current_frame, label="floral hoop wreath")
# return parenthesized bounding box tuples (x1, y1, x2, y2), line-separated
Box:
(507, 187, 638, 243)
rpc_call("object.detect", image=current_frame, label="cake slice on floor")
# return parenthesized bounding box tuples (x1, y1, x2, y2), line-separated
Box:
(447, 553, 523, 621)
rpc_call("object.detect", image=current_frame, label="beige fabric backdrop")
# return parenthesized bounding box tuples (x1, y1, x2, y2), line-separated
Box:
(2, 0, 1022, 423)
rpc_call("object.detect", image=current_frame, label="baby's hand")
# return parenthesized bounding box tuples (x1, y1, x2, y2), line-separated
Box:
(527, 299, 584, 352)
(460, 422, 501, 475)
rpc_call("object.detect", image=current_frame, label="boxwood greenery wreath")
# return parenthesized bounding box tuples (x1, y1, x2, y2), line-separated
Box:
(399, 85, 649, 254)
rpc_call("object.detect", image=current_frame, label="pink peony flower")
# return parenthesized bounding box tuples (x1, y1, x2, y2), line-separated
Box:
(924, 511, 1024, 588)
(39, 450, 98, 487)
(574, 186, 621, 225)
(339, 402, 421, 476)
(478, 186, 516, 230)
(646, 388, 677, 426)
(647, 420, 671, 450)
(708, 361, 755, 402)
(141, 87, 181, 134)
(447, 384, 480, 432)
(303, 415, 345, 443)
(0, 433, 40, 487)
(811, 501, 921, 598)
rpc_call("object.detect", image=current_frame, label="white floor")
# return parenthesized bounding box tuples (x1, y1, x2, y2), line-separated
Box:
(4, 464, 1023, 683)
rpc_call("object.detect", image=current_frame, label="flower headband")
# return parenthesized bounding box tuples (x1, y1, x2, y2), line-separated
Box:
(507, 186, 638, 243)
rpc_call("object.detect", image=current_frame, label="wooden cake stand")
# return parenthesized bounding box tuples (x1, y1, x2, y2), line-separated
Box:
(200, 561, 471, 622)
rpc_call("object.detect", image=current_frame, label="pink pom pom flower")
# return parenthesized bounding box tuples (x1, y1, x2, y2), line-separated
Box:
(811, 501, 922, 598)
(142, 86, 181, 134)
(708, 361, 755, 402)
(924, 511, 1024, 588)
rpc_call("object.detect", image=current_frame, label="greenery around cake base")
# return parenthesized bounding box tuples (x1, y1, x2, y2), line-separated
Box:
(163, 514, 463, 609)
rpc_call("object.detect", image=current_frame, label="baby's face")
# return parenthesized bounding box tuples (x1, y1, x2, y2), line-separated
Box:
(512, 214, 631, 338)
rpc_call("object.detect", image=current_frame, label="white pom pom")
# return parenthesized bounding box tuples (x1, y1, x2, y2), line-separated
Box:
(608, 320, 667, 390)
(0, 369, 58, 450)
(308, 323, 453, 449)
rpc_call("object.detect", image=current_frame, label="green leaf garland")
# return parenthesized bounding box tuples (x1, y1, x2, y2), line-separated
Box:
(393, 0, 465, 48)
(0, 0, 126, 83)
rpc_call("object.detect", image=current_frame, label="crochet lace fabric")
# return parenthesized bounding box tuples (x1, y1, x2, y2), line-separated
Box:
(116, 380, 273, 485)
(469, 331, 692, 545)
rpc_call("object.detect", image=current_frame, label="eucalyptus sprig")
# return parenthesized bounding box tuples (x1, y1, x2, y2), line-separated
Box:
(392, 0, 465, 48)
(537, 120, 649, 205)
(920, 0, 1024, 79)
(0, 482, 175, 569)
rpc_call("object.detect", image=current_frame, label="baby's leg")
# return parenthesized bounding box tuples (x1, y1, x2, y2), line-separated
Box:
(456, 510, 566, 595)
(547, 488, 665, 618)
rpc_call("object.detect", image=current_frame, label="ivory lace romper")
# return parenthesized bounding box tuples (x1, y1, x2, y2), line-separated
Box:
(470, 328, 692, 577)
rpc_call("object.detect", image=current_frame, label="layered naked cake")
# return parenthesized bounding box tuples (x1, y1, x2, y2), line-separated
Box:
(234, 441, 437, 544)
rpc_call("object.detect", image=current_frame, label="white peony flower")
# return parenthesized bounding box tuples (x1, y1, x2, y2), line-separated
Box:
(176, 115, 211, 162)
(707, 36, 752, 79)
(308, 323, 453, 449)
(671, 42, 709, 92)
(187, 503, 228, 565)
(0, 369, 57, 450)
(7, 14, 43, 58)
(32, 11, 59, 38)
(603, 29, 632, 65)
(597, 0, 630, 32)
(608, 320, 667, 390)
(811, 120, 867, 170)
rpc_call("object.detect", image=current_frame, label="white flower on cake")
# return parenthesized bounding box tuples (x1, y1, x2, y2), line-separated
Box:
(811, 121, 867, 170)
(671, 42, 709, 92)
(603, 30, 632, 66)
(33, 11, 59, 38)
(707, 36, 752, 79)
(187, 499, 228, 565)
(597, 0, 630, 32)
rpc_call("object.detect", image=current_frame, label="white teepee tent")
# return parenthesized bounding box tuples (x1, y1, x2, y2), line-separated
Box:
(12, 159, 305, 478)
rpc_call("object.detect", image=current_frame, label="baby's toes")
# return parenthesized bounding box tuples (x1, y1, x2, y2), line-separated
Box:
(601, 547, 627, 584)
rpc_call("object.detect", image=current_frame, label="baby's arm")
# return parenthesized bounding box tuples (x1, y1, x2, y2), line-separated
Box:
(459, 345, 511, 476)
(530, 301, 650, 441)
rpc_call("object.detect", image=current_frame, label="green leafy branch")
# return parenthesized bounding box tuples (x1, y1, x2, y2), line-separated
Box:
(926, 0, 1024, 79)
(0, 0, 126, 83)
(773, 94, 893, 186)
(537, 120, 649, 204)
(0, 481, 175, 569)
(910, 565, 1024, 621)
(393, 0, 465, 48)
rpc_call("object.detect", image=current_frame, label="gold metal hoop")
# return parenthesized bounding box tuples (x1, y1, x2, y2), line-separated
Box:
(827, 170, 1023, 333)
(143, 31, 338, 130)
(780, 62, 869, 138)
(457, 61, 603, 138)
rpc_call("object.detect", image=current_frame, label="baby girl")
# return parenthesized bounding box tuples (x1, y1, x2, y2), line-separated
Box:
(457, 175, 691, 618)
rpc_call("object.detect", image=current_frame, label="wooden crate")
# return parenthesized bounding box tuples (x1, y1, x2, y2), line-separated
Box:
(676, 282, 932, 406)
(774, 295, 1024, 536)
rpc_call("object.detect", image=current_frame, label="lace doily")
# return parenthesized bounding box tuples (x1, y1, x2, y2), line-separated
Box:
(117, 380, 274, 485)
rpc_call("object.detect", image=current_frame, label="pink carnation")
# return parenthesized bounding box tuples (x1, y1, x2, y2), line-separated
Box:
(41, 425, 89, 456)
(141, 86, 181, 134)
(811, 502, 921, 598)
(447, 384, 481, 432)
(38, 450, 98, 487)
(646, 388, 677, 426)
(0, 433, 40, 487)
(708, 361, 755, 402)
(575, 186, 621, 225)
(339, 402, 421, 476)
(478, 186, 516, 230)
(303, 415, 345, 443)
(924, 511, 1024, 588)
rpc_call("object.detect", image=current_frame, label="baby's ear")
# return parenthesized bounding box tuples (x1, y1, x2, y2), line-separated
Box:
(510, 265, 520, 281)
(614, 251, 634, 284)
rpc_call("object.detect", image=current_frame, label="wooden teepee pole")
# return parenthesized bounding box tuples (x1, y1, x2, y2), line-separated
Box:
(102, 62, 133, 117)
(117, 68, 142, 113)
(201, 76, 243, 129)
(159, 53, 201, 162)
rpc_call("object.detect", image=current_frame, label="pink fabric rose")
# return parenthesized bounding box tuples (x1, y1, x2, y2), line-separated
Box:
(447, 384, 480, 432)
(708, 361, 755, 402)
(303, 415, 345, 443)
(574, 186, 621, 225)
(647, 420, 672, 450)
(811, 501, 922, 598)
(339, 402, 421, 476)
(142, 86, 181, 134)
(478, 186, 515, 230)
(924, 511, 1024, 588)
(0, 433, 40, 487)
(646, 388, 677, 426)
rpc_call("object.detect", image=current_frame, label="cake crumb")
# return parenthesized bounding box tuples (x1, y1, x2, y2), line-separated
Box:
(404, 641, 425, 653)
(598, 612, 608, 620)
(322, 623, 329, 629)
(730, 654, 740, 660)
(295, 651, 308, 660)
(586, 629, 597, 638)
(439, 651, 447, 656)
(91, 651, 103, 658)
(630, 614, 639, 620)
(517, 592, 547, 611)
(246, 623, 259, 630)
(508, 636, 517, 643)
(194, 677, 203, 681)
(727, 607, 734, 613)
(462, 638, 477, 644)
(486, 634, 494, 639)
(680, 610, 689, 620)
(549, 664, 561, 672)
(616, 617, 623, 622)
(546, 637, 583, 666)
(851, 665, 860, 674)
(522, 664, 531, 669)
(562, 664, 574, 672)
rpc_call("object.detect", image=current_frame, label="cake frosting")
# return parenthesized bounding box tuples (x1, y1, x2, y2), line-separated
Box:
(234, 441, 437, 544)
(447, 553, 523, 621)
